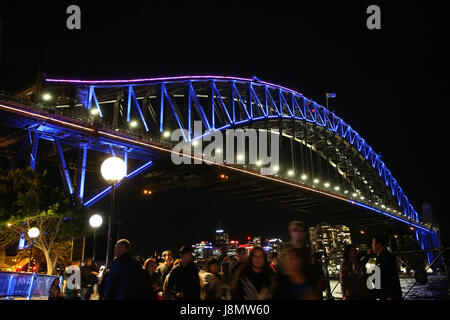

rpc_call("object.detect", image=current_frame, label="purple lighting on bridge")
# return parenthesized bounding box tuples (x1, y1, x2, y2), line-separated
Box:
(45, 75, 304, 98)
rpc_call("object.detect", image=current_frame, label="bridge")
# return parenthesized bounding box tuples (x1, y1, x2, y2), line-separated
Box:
(0, 75, 439, 264)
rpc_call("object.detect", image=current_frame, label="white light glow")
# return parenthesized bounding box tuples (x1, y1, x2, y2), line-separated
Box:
(89, 214, 103, 228)
(101, 157, 127, 183)
(28, 227, 40, 239)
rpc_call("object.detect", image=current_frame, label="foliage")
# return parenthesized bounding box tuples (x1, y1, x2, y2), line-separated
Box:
(0, 168, 85, 274)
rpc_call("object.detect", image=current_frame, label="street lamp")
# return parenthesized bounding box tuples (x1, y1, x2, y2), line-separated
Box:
(89, 214, 103, 261)
(27, 227, 40, 272)
(101, 157, 126, 268)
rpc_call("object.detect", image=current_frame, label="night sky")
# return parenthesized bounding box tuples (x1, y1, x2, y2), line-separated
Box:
(1, 1, 449, 258)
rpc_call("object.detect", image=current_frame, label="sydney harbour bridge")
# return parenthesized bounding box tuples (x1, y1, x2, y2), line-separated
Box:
(0, 75, 439, 265)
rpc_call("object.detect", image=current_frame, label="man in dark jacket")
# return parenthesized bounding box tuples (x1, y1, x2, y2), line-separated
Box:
(103, 239, 145, 300)
(372, 235, 402, 300)
(80, 257, 99, 300)
(165, 246, 201, 300)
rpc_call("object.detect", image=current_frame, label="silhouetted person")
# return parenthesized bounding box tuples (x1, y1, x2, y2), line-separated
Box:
(143, 258, 160, 300)
(340, 244, 370, 300)
(80, 257, 99, 300)
(371, 235, 402, 300)
(103, 239, 145, 300)
(165, 246, 201, 300)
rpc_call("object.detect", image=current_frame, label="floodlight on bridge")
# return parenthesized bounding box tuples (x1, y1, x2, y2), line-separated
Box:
(256, 160, 263, 167)
(301, 174, 307, 180)
(344, 190, 349, 194)
(192, 140, 199, 147)
(216, 148, 222, 154)
(313, 179, 319, 184)
(272, 166, 279, 173)
(324, 182, 330, 188)
(130, 120, 138, 128)
(237, 154, 244, 161)
(90, 108, 99, 116)
(334, 186, 340, 191)
(287, 170, 294, 176)
(352, 193, 357, 197)
(163, 131, 171, 138)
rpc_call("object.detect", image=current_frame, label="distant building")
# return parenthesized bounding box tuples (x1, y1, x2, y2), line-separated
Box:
(309, 223, 352, 274)
(193, 241, 214, 262)
(214, 222, 229, 252)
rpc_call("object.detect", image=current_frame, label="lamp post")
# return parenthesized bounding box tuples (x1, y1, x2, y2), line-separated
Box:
(27, 227, 40, 272)
(89, 214, 103, 261)
(101, 156, 126, 268)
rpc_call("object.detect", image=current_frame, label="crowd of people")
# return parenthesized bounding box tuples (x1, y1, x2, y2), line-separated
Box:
(53, 220, 403, 300)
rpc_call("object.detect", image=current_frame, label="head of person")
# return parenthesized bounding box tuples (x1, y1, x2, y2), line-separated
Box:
(372, 235, 387, 255)
(343, 244, 357, 263)
(51, 278, 60, 287)
(144, 258, 157, 275)
(162, 250, 173, 265)
(114, 239, 131, 258)
(248, 247, 269, 273)
(179, 246, 194, 265)
(288, 221, 308, 247)
(280, 247, 304, 276)
(236, 247, 247, 262)
(84, 257, 93, 267)
(271, 253, 279, 266)
(205, 258, 220, 274)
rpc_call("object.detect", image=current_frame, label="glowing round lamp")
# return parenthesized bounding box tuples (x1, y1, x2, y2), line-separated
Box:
(89, 214, 103, 228)
(101, 157, 126, 183)
(28, 227, 40, 239)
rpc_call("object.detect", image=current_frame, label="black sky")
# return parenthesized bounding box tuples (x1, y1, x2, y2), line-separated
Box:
(1, 1, 449, 257)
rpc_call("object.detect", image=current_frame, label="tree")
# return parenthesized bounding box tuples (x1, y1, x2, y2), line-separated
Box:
(0, 168, 84, 275)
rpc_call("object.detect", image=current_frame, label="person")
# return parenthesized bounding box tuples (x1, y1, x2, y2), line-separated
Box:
(162, 259, 181, 300)
(231, 247, 278, 300)
(143, 258, 160, 300)
(165, 246, 201, 300)
(98, 264, 111, 300)
(286, 221, 327, 295)
(278, 247, 321, 300)
(371, 234, 402, 300)
(49, 278, 65, 300)
(230, 247, 248, 281)
(64, 260, 81, 300)
(340, 244, 370, 300)
(103, 239, 146, 300)
(270, 253, 280, 273)
(199, 258, 225, 300)
(80, 257, 99, 300)
(155, 250, 173, 288)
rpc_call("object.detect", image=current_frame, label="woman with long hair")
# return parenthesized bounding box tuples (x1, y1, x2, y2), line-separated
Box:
(231, 247, 278, 300)
(340, 244, 370, 300)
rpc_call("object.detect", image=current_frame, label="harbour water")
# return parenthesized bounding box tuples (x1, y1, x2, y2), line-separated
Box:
(328, 275, 449, 300)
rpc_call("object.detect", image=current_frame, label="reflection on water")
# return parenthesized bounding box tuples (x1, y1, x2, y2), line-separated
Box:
(328, 275, 449, 300)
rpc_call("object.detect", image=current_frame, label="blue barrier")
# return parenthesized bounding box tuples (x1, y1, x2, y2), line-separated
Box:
(0, 271, 62, 299)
